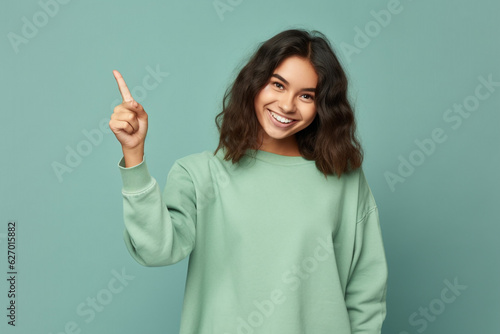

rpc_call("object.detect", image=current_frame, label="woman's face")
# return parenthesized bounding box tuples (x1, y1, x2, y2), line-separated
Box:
(254, 56, 318, 156)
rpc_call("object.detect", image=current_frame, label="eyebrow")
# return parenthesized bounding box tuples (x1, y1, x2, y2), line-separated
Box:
(271, 74, 316, 92)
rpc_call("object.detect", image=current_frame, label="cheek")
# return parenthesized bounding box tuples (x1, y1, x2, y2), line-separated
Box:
(306, 107, 317, 122)
(257, 85, 275, 101)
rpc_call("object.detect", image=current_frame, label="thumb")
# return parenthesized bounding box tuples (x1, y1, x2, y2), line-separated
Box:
(127, 100, 147, 117)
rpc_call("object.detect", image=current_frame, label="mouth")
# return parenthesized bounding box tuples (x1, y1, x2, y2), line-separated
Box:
(267, 109, 297, 127)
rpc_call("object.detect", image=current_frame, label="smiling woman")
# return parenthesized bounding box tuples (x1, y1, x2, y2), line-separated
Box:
(214, 29, 364, 178)
(253, 56, 318, 156)
(111, 28, 388, 334)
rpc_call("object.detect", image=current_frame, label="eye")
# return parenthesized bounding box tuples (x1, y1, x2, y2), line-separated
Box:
(272, 82, 284, 90)
(301, 94, 314, 101)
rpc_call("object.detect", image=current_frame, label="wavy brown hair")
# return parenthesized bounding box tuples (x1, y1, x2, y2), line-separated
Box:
(214, 29, 363, 178)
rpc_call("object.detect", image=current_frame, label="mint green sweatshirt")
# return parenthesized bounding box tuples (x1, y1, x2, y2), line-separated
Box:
(117, 148, 388, 334)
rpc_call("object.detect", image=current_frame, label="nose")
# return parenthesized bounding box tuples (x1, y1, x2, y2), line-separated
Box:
(278, 92, 296, 113)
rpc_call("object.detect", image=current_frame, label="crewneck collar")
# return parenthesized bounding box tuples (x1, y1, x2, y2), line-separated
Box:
(244, 149, 314, 165)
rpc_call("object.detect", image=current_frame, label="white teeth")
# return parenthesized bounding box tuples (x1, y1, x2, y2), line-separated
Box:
(270, 111, 293, 124)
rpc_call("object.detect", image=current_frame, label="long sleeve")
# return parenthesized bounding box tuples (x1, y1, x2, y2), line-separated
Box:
(117, 155, 197, 267)
(345, 205, 388, 334)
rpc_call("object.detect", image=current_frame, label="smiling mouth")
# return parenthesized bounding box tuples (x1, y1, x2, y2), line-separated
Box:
(268, 109, 296, 124)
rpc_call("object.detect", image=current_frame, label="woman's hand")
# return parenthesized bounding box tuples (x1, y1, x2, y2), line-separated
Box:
(109, 70, 149, 166)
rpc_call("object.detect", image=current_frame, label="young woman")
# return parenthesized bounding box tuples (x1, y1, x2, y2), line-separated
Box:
(110, 29, 388, 334)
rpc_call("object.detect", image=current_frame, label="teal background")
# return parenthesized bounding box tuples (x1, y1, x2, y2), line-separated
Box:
(1, 0, 499, 333)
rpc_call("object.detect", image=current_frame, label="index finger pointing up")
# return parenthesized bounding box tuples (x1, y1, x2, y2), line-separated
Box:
(113, 70, 134, 102)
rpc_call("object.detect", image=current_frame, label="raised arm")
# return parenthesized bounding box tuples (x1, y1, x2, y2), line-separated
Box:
(111, 70, 197, 266)
(118, 158, 197, 267)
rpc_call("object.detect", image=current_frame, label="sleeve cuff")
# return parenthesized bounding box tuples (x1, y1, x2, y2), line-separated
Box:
(117, 155, 154, 193)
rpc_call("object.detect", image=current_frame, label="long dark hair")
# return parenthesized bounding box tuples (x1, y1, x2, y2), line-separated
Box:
(214, 28, 363, 178)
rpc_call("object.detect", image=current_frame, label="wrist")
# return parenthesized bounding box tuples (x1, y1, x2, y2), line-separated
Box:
(122, 145, 145, 168)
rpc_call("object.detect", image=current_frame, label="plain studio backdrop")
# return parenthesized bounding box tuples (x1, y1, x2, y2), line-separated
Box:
(1, 0, 499, 333)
